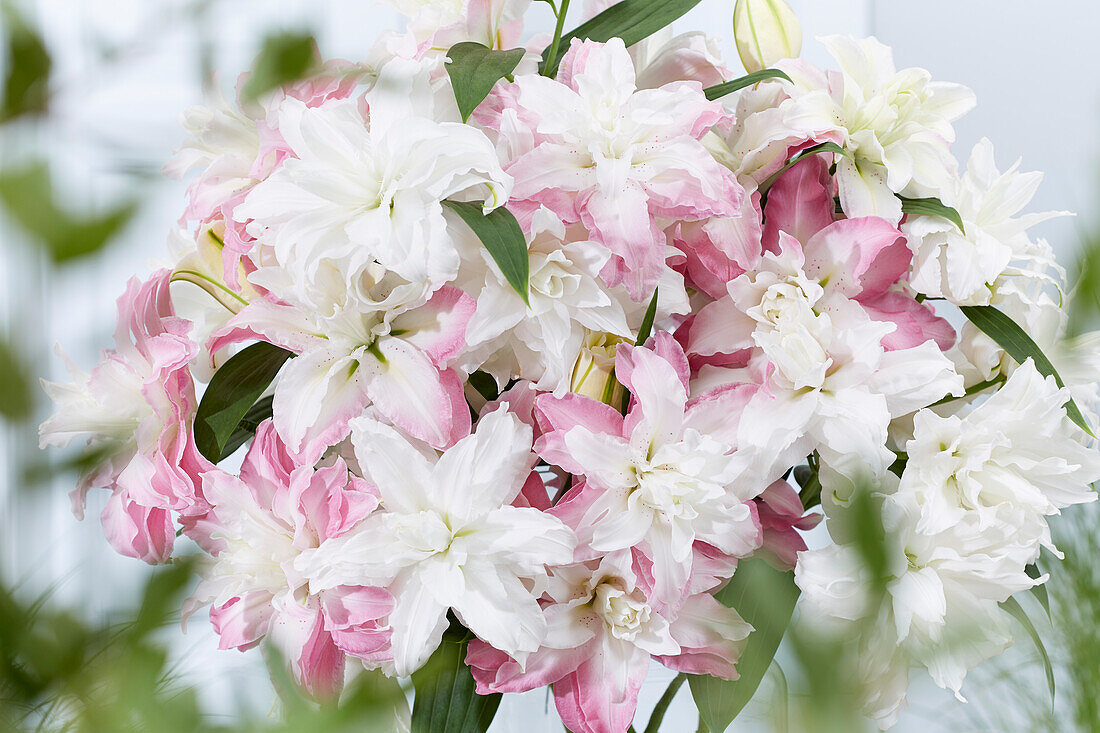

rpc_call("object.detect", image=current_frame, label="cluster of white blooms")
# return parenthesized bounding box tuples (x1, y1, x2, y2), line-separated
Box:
(38, 0, 1100, 730)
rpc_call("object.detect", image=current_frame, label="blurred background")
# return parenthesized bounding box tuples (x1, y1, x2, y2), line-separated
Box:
(2, 0, 1099, 730)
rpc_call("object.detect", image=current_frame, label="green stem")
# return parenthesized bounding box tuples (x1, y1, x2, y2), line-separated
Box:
(644, 673, 687, 733)
(542, 0, 571, 77)
(696, 715, 709, 733)
(799, 470, 821, 510)
(931, 374, 1006, 407)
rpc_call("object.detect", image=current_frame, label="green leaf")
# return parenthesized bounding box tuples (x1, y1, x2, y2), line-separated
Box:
(689, 558, 800, 731)
(443, 200, 529, 304)
(467, 371, 500, 403)
(1025, 563, 1051, 621)
(703, 68, 792, 101)
(0, 162, 137, 262)
(411, 622, 501, 733)
(217, 395, 274, 461)
(445, 42, 524, 123)
(193, 342, 294, 462)
(760, 142, 849, 195)
(899, 196, 965, 235)
(241, 32, 317, 102)
(0, 338, 32, 420)
(1, 6, 51, 122)
(1001, 595, 1055, 711)
(960, 304, 1095, 437)
(539, 0, 704, 78)
(635, 287, 658, 345)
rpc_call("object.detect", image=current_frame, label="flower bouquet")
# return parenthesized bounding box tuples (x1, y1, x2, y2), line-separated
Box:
(39, 0, 1100, 730)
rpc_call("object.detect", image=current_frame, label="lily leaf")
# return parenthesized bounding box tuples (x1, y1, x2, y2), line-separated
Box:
(689, 558, 800, 731)
(411, 621, 501, 733)
(217, 395, 275, 462)
(446, 42, 525, 122)
(703, 68, 791, 101)
(960, 304, 1095, 437)
(760, 142, 848, 195)
(635, 288, 659, 345)
(899, 195, 965, 234)
(193, 342, 294, 462)
(539, 0, 704, 78)
(1001, 595, 1055, 711)
(1024, 563, 1051, 622)
(443, 200, 529, 305)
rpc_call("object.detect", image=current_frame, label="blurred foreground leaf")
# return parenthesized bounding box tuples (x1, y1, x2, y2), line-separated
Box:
(242, 32, 317, 102)
(1, 4, 51, 121)
(1001, 595, 1055, 711)
(0, 557, 204, 731)
(0, 161, 137, 262)
(0, 337, 32, 419)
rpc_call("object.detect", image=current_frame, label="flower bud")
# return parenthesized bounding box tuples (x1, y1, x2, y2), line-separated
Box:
(570, 332, 628, 407)
(733, 0, 802, 73)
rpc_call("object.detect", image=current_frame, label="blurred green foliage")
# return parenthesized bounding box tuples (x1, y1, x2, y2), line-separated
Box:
(0, 1, 50, 122)
(0, 557, 209, 731)
(0, 162, 139, 264)
(241, 32, 317, 102)
(0, 557, 407, 732)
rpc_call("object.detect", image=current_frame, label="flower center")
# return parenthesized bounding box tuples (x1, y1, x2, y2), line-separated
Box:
(632, 464, 700, 521)
(391, 510, 454, 556)
(592, 581, 651, 641)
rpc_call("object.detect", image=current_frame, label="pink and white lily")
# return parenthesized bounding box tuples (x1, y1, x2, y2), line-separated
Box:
(501, 37, 743, 300)
(210, 267, 474, 464)
(535, 333, 764, 610)
(187, 421, 393, 698)
(40, 271, 210, 563)
(467, 550, 750, 733)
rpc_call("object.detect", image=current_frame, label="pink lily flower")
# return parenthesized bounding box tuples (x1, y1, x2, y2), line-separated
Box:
(467, 550, 750, 733)
(187, 420, 393, 699)
(534, 333, 763, 611)
(502, 38, 743, 300)
(209, 278, 474, 464)
(39, 271, 210, 563)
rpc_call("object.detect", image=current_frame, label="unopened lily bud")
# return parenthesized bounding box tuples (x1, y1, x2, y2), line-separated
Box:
(733, 0, 802, 73)
(570, 332, 628, 406)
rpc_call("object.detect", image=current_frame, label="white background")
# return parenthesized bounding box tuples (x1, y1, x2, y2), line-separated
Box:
(4, 0, 1098, 730)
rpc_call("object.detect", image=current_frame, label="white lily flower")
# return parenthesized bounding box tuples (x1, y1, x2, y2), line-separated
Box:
(813, 36, 976, 222)
(898, 360, 1100, 554)
(295, 407, 576, 676)
(459, 208, 633, 394)
(235, 55, 511, 293)
(905, 138, 1071, 306)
